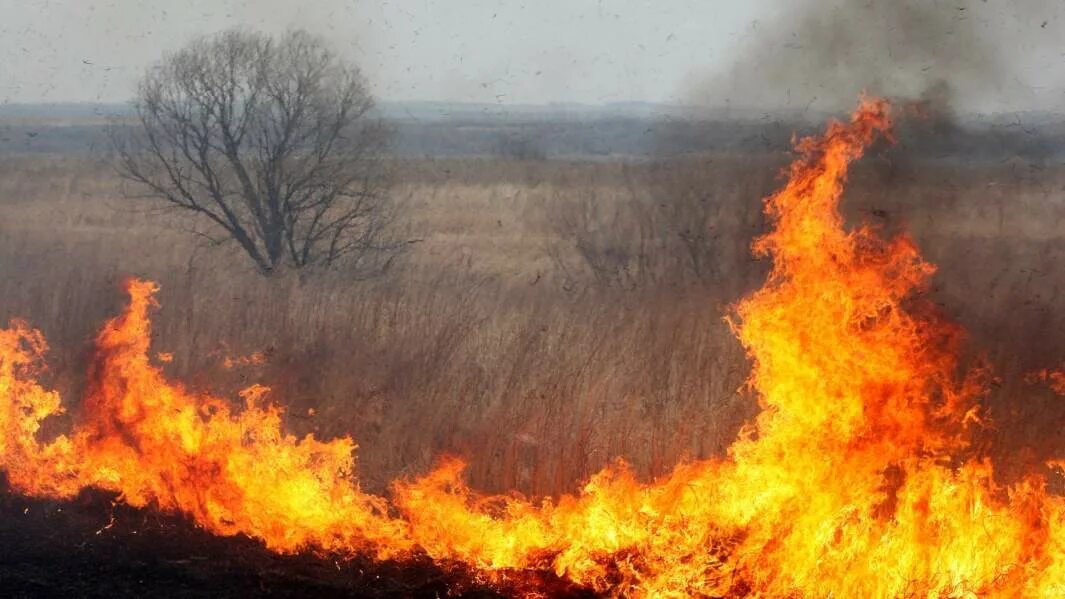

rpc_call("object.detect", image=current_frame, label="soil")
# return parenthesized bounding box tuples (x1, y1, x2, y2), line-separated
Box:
(0, 479, 595, 598)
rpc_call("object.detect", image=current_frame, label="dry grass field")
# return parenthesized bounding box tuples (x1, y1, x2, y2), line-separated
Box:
(0, 150, 1063, 496)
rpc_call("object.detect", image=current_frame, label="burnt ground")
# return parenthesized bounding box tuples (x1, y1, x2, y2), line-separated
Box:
(0, 479, 596, 598)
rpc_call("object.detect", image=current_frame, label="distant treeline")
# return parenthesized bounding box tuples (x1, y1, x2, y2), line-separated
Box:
(1, 102, 1064, 160)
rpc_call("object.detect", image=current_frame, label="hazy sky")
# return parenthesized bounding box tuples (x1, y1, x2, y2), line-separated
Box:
(1, 1, 1063, 112)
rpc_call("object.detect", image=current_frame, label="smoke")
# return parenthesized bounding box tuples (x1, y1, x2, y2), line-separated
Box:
(687, 0, 1063, 115)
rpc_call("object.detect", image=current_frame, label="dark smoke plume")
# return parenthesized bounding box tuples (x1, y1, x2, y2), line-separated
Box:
(688, 0, 1061, 117)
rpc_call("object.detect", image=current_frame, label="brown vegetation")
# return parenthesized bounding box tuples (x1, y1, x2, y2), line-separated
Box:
(0, 152, 1062, 497)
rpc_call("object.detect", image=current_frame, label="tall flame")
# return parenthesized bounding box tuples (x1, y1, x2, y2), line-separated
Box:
(1, 98, 1062, 596)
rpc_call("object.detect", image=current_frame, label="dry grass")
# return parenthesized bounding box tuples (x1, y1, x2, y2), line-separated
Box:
(0, 152, 1062, 495)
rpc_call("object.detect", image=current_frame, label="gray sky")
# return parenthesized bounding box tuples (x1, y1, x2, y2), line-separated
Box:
(1, 1, 1063, 113)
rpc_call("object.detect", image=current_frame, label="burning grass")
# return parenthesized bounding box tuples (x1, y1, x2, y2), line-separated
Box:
(0, 98, 1062, 596)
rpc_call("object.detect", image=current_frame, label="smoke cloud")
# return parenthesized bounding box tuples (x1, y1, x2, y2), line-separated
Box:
(687, 0, 1063, 115)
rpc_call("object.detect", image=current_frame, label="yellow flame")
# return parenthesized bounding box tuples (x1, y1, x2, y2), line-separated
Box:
(0, 98, 1061, 597)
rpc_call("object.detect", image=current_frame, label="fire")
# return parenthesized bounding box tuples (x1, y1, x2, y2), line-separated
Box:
(1, 98, 1062, 596)
(0, 280, 408, 556)
(1028, 368, 1065, 396)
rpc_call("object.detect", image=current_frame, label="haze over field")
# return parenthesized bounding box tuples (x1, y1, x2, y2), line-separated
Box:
(2, 0, 1065, 114)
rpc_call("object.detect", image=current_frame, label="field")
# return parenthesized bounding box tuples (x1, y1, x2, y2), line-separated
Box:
(0, 147, 1063, 499)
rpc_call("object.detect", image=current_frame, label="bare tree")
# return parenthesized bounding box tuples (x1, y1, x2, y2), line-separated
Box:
(113, 29, 404, 276)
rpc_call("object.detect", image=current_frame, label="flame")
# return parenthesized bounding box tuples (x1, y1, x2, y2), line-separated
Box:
(1, 98, 1062, 596)
(1028, 368, 1065, 396)
(1, 280, 408, 556)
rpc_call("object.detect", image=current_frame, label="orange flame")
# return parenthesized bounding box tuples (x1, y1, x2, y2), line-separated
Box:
(1, 98, 1062, 596)
(1, 280, 407, 556)
(1028, 368, 1065, 396)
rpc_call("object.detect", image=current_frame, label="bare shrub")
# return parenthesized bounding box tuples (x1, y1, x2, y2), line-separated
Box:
(545, 157, 776, 292)
(643, 156, 777, 293)
(545, 183, 666, 289)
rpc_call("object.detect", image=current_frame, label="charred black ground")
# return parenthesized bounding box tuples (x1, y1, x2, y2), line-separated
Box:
(0, 476, 595, 598)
